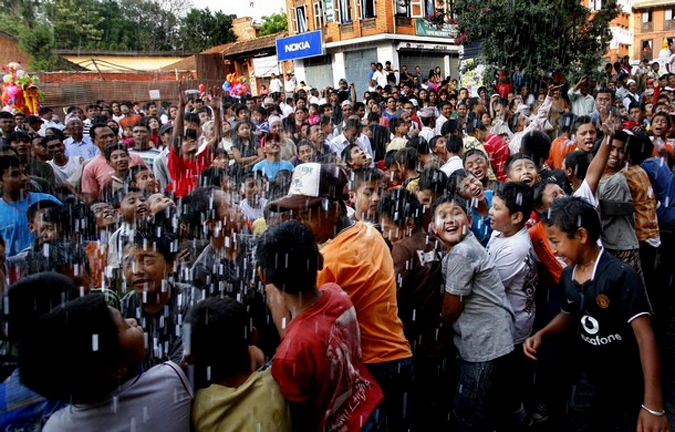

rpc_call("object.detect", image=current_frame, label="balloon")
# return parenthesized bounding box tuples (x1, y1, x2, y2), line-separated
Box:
(198, 83, 206, 93)
(3, 75, 10, 83)
(221, 81, 231, 91)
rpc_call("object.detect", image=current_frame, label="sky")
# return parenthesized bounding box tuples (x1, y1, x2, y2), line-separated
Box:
(192, 0, 286, 21)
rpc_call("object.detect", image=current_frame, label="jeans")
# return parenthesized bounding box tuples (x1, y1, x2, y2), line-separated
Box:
(452, 355, 512, 432)
(361, 406, 388, 432)
(366, 357, 415, 432)
(568, 372, 641, 432)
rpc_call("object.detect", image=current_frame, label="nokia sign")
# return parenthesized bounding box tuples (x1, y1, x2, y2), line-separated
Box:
(276, 31, 324, 61)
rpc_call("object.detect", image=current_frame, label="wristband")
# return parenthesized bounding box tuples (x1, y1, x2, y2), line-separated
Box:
(641, 404, 666, 417)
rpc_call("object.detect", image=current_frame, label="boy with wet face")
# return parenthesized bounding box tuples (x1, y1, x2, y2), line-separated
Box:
(120, 226, 197, 370)
(19, 294, 193, 431)
(348, 168, 383, 224)
(430, 193, 516, 431)
(526, 197, 668, 432)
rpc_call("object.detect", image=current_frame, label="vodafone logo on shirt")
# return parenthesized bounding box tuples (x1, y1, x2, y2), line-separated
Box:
(580, 315, 622, 346)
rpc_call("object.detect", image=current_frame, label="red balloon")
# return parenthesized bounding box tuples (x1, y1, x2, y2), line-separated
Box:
(198, 83, 206, 93)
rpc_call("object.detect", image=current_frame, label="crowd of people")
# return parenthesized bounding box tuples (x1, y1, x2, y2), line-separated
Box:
(0, 57, 673, 432)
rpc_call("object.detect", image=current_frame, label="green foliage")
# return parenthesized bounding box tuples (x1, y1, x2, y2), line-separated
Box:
(259, 12, 288, 36)
(179, 8, 236, 53)
(455, 0, 621, 82)
(18, 23, 61, 70)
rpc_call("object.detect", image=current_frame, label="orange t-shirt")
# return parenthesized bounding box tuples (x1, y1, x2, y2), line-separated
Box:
(317, 221, 412, 364)
(547, 136, 576, 170)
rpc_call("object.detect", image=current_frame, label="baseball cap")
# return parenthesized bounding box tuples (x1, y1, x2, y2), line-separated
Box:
(341, 100, 353, 108)
(339, 78, 348, 85)
(159, 124, 173, 135)
(626, 79, 636, 86)
(268, 163, 348, 212)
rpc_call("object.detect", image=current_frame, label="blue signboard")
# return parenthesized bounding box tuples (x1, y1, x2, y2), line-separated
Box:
(276, 30, 324, 61)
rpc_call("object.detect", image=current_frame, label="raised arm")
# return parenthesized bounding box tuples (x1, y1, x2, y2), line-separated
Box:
(567, 75, 588, 101)
(584, 112, 615, 196)
(207, 89, 222, 152)
(172, 81, 187, 154)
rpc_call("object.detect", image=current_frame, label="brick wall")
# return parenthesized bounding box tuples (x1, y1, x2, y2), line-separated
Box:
(0, 33, 32, 71)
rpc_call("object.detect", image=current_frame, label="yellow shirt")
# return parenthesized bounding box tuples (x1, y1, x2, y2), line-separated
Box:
(192, 368, 292, 432)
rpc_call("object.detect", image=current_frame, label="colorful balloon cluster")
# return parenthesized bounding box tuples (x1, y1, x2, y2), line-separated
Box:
(1, 62, 42, 115)
(221, 73, 250, 99)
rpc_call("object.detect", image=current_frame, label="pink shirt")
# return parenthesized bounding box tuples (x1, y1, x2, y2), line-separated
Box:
(81, 153, 147, 198)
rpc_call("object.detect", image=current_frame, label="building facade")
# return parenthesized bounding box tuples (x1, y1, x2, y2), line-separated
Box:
(632, 0, 675, 65)
(284, 0, 460, 97)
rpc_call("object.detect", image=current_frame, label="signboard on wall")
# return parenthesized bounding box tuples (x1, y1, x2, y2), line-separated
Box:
(415, 20, 458, 39)
(276, 30, 324, 61)
(252, 56, 280, 77)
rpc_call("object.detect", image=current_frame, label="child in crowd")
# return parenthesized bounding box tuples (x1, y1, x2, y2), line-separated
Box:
(101, 143, 130, 200)
(431, 193, 516, 431)
(186, 297, 292, 432)
(341, 143, 369, 171)
(125, 165, 159, 194)
(397, 147, 420, 193)
(238, 172, 268, 224)
(463, 148, 494, 190)
(447, 169, 493, 245)
(525, 196, 668, 431)
(18, 294, 193, 431)
(252, 133, 294, 182)
(258, 220, 386, 431)
(348, 168, 382, 223)
(506, 153, 541, 187)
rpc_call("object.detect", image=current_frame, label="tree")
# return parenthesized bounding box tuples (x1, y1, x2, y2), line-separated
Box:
(455, 0, 620, 82)
(179, 8, 236, 53)
(18, 23, 61, 70)
(43, 0, 104, 50)
(259, 12, 287, 36)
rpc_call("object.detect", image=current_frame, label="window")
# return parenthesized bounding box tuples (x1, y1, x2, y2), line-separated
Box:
(409, 0, 424, 18)
(357, 0, 375, 19)
(589, 0, 601, 11)
(643, 40, 653, 52)
(296, 6, 308, 33)
(642, 11, 652, 23)
(324, 0, 336, 22)
(338, 0, 352, 23)
(666, 9, 675, 20)
(313, 0, 325, 28)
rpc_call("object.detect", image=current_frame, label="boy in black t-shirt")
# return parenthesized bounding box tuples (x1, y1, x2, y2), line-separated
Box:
(525, 196, 668, 431)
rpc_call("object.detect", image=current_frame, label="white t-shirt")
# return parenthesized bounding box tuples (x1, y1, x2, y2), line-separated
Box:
(48, 157, 83, 186)
(573, 178, 599, 209)
(269, 78, 283, 93)
(240, 198, 268, 222)
(487, 227, 538, 344)
(667, 53, 675, 72)
(44, 362, 192, 432)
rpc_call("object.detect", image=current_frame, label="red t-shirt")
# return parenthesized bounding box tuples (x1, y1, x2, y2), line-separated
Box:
(272, 283, 384, 431)
(167, 146, 212, 198)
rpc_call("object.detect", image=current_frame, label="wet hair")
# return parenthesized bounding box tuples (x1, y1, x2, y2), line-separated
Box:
(417, 167, 448, 195)
(43, 198, 98, 240)
(622, 131, 654, 165)
(110, 186, 143, 209)
(440, 119, 460, 136)
(571, 115, 595, 135)
(256, 220, 320, 294)
(445, 135, 463, 155)
(541, 195, 601, 242)
(389, 117, 405, 134)
(406, 136, 431, 155)
(431, 193, 469, 217)
(557, 113, 576, 133)
(40, 135, 62, 149)
(0, 155, 22, 178)
(341, 144, 361, 166)
(180, 186, 224, 237)
(185, 297, 251, 390)
(506, 153, 537, 176)
(463, 148, 488, 165)
(446, 169, 474, 195)
(104, 143, 128, 161)
(26, 241, 92, 277)
(125, 165, 153, 187)
(520, 130, 552, 167)
(350, 167, 381, 191)
(395, 147, 419, 170)
(27, 199, 61, 224)
(493, 181, 534, 221)
(2, 272, 80, 343)
(199, 167, 230, 188)
(563, 150, 591, 180)
(7, 131, 31, 144)
(124, 223, 179, 264)
(377, 188, 424, 228)
(18, 294, 124, 404)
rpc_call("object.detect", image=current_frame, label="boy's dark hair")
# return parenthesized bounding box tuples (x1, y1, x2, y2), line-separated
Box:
(406, 136, 431, 155)
(417, 168, 448, 195)
(104, 143, 128, 161)
(445, 135, 463, 155)
(570, 115, 595, 135)
(256, 220, 319, 294)
(199, 167, 230, 188)
(563, 150, 591, 180)
(505, 153, 536, 175)
(124, 224, 179, 264)
(446, 169, 471, 195)
(7, 131, 31, 144)
(27, 199, 61, 225)
(125, 165, 152, 187)
(341, 144, 360, 166)
(185, 297, 251, 389)
(389, 117, 404, 134)
(431, 193, 469, 218)
(557, 112, 576, 133)
(18, 295, 124, 404)
(110, 186, 143, 209)
(180, 186, 225, 237)
(378, 188, 423, 228)
(440, 119, 460, 137)
(184, 113, 200, 125)
(395, 147, 418, 170)
(2, 272, 80, 343)
(494, 182, 534, 222)
(40, 135, 62, 149)
(463, 148, 487, 165)
(26, 241, 92, 277)
(0, 155, 22, 178)
(383, 150, 398, 169)
(621, 131, 654, 165)
(541, 195, 601, 243)
(43, 198, 98, 240)
(520, 130, 552, 167)
(350, 167, 382, 192)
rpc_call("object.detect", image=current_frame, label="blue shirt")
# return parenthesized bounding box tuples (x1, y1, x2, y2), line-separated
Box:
(64, 136, 99, 161)
(252, 160, 294, 182)
(641, 157, 675, 230)
(0, 192, 61, 257)
(470, 188, 493, 246)
(0, 368, 65, 430)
